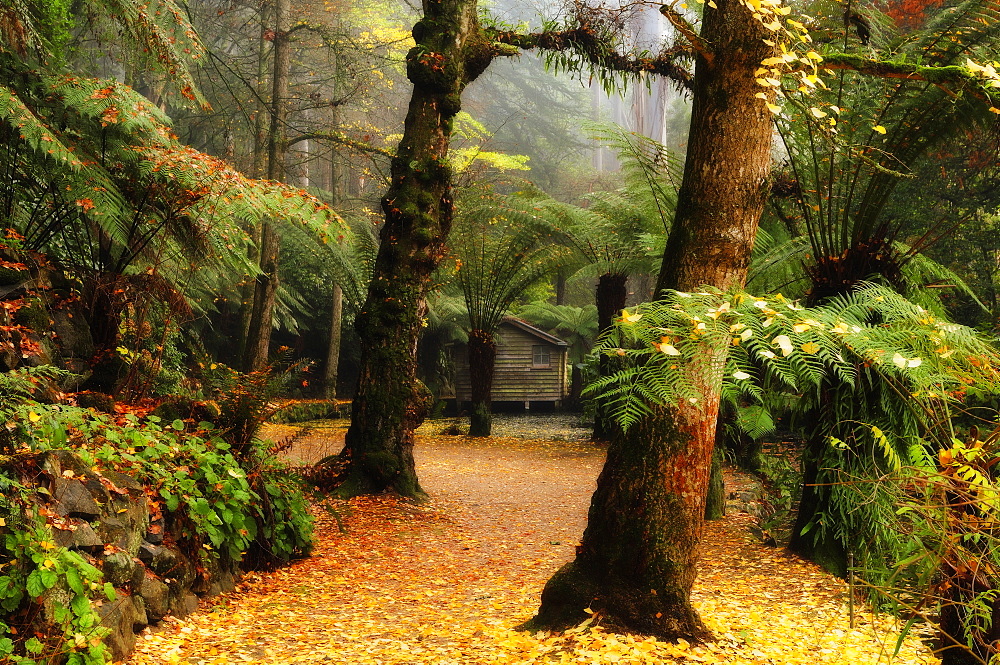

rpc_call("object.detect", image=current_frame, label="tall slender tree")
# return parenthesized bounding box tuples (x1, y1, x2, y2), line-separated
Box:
(243, 0, 291, 371)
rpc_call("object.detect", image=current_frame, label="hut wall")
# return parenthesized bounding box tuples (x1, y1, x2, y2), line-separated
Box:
(453, 325, 567, 402)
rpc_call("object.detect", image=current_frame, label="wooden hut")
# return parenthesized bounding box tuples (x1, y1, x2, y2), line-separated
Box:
(450, 317, 569, 409)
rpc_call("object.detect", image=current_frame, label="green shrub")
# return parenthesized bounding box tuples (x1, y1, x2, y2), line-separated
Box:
(267, 399, 346, 424)
(2, 400, 315, 662)
(0, 472, 113, 665)
(15, 406, 314, 568)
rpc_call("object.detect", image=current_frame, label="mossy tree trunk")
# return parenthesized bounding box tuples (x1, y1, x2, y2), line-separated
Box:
(592, 271, 627, 441)
(705, 445, 726, 521)
(335, 0, 494, 498)
(467, 328, 496, 436)
(528, 0, 774, 638)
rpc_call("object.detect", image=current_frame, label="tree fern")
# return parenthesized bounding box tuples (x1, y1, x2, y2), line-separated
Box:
(765, 0, 1000, 308)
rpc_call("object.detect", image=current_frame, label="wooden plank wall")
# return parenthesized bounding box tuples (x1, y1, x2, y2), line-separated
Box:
(453, 325, 567, 402)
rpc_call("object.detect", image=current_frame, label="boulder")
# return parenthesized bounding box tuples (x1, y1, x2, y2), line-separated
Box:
(103, 552, 139, 588)
(97, 517, 128, 549)
(52, 521, 103, 553)
(136, 575, 170, 621)
(52, 478, 101, 520)
(98, 595, 145, 661)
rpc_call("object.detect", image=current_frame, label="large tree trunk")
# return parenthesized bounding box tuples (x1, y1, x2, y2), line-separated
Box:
(592, 271, 627, 441)
(334, 0, 493, 498)
(243, 0, 290, 372)
(467, 328, 496, 436)
(528, 0, 775, 638)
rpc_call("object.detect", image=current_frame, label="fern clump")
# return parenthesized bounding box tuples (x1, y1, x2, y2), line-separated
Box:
(590, 282, 1000, 431)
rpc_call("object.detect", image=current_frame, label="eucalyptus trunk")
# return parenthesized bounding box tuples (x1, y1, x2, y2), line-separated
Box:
(467, 328, 496, 436)
(243, 0, 290, 372)
(322, 149, 345, 400)
(322, 283, 343, 399)
(237, 0, 273, 363)
(528, 1, 774, 638)
(335, 0, 493, 498)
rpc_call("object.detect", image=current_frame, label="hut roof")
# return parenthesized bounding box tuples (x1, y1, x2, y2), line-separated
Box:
(501, 316, 568, 347)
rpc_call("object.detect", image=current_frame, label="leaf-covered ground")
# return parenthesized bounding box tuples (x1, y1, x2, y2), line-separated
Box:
(127, 421, 939, 664)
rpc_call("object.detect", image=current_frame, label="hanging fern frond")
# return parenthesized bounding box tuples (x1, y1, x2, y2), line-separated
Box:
(589, 283, 1000, 432)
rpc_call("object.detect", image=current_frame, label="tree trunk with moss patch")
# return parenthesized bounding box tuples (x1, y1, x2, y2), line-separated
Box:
(592, 271, 627, 441)
(468, 328, 496, 436)
(527, 0, 774, 638)
(335, 0, 494, 499)
(705, 445, 726, 520)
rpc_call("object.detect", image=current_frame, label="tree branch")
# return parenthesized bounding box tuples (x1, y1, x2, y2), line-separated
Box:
(817, 55, 1000, 106)
(659, 4, 712, 66)
(821, 55, 971, 85)
(491, 27, 692, 90)
(287, 132, 394, 158)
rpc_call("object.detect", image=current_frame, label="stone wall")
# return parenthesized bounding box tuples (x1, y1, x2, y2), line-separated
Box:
(2, 449, 240, 661)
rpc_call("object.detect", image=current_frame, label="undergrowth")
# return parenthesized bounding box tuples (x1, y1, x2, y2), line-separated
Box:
(0, 393, 314, 663)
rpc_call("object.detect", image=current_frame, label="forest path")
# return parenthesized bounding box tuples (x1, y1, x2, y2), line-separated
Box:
(128, 426, 937, 665)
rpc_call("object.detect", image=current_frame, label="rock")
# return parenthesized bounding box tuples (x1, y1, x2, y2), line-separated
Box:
(137, 542, 162, 565)
(108, 498, 149, 556)
(49, 307, 95, 360)
(103, 552, 138, 587)
(144, 518, 164, 545)
(58, 358, 90, 390)
(97, 517, 127, 549)
(208, 569, 237, 596)
(42, 449, 90, 477)
(138, 543, 181, 576)
(76, 391, 116, 414)
(42, 451, 109, 503)
(102, 469, 143, 493)
(169, 591, 199, 618)
(52, 521, 103, 553)
(131, 594, 149, 631)
(136, 575, 170, 621)
(99, 595, 143, 661)
(52, 478, 101, 520)
(129, 560, 146, 590)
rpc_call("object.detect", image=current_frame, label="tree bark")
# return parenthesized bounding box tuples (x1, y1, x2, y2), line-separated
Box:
(335, 0, 494, 498)
(528, 0, 775, 639)
(467, 328, 496, 436)
(592, 271, 627, 441)
(322, 283, 343, 399)
(705, 444, 726, 521)
(323, 142, 345, 400)
(243, 0, 290, 372)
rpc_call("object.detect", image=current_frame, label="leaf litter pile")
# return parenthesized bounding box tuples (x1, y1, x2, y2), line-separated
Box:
(129, 419, 939, 664)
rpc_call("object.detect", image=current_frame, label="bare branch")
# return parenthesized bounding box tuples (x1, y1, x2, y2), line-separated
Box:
(287, 132, 393, 158)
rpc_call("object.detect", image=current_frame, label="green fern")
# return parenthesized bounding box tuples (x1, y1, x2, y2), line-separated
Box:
(589, 283, 1000, 431)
